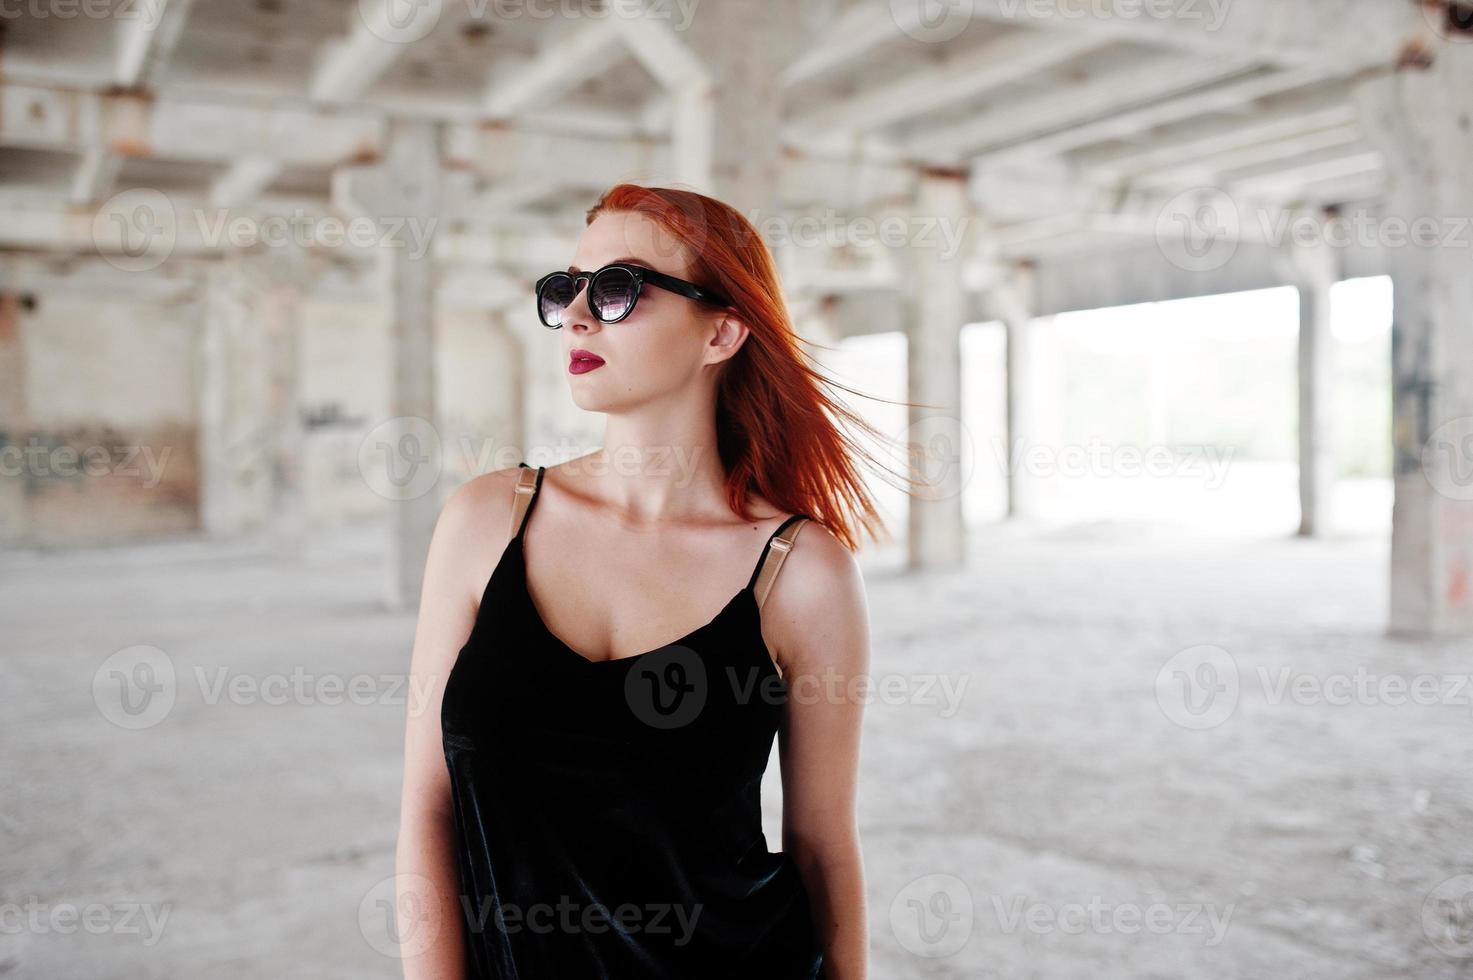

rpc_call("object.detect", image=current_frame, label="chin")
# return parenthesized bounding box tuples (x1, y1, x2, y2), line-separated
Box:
(570, 386, 647, 416)
(568, 385, 617, 413)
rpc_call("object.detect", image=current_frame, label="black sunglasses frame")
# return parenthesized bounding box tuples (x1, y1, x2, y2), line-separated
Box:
(534, 262, 730, 329)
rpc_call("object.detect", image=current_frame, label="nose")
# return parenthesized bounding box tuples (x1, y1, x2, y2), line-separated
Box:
(561, 279, 601, 333)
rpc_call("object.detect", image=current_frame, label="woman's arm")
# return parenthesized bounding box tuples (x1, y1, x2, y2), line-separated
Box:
(396, 476, 507, 978)
(767, 525, 872, 980)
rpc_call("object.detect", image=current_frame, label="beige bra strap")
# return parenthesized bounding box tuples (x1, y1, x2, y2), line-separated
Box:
(753, 518, 809, 611)
(508, 465, 540, 540)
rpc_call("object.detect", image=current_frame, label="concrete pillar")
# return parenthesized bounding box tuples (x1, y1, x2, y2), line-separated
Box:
(199, 255, 269, 536)
(199, 246, 317, 544)
(0, 292, 26, 432)
(1355, 44, 1473, 635)
(669, 87, 713, 197)
(706, 1, 799, 215)
(1278, 222, 1340, 537)
(991, 263, 1042, 520)
(258, 248, 314, 555)
(0, 292, 28, 542)
(334, 119, 443, 610)
(671, 0, 802, 214)
(794, 293, 843, 352)
(906, 169, 971, 570)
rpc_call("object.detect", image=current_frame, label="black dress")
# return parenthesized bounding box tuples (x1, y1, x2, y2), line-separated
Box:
(441, 463, 825, 979)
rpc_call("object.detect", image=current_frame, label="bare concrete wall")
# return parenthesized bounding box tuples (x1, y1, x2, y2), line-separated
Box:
(2, 291, 199, 546)
(3, 285, 527, 547)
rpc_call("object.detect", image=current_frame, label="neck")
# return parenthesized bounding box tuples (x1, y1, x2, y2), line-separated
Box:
(587, 396, 727, 525)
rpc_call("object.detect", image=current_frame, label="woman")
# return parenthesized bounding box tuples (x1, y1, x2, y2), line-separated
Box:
(396, 184, 892, 979)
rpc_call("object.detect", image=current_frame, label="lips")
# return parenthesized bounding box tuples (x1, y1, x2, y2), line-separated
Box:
(569, 349, 605, 375)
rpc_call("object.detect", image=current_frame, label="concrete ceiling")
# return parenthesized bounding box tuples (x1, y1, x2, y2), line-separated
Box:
(0, 0, 1453, 277)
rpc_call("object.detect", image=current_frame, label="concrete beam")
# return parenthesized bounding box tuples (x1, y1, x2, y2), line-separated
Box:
(115, 0, 196, 88)
(68, 147, 124, 205)
(1125, 125, 1367, 191)
(210, 157, 283, 208)
(794, 30, 1107, 138)
(1229, 149, 1384, 202)
(781, 1, 910, 88)
(917, 53, 1258, 163)
(0, 253, 204, 303)
(309, 0, 436, 102)
(611, 5, 714, 193)
(0, 83, 384, 166)
(1074, 99, 1358, 180)
(445, 123, 668, 189)
(964, 0, 1420, 69)
(483, 20, 627, 119)
(979, 62, 1349, 167)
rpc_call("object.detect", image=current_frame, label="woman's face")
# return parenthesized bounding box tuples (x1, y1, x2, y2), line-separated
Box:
(558, 210, 736, 414)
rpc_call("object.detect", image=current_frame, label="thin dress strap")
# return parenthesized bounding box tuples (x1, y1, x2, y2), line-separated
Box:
(508, 463, 545, 541)
(747, 514, 810, 610)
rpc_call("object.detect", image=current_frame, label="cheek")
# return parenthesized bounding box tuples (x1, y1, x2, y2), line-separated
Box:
(614, 318, 704, 377)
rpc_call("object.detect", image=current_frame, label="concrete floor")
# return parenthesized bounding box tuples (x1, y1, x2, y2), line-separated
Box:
(3, 518, 1471, 978)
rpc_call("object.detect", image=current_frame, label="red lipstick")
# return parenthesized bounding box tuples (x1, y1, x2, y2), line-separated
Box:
(569, 349, 605, 375)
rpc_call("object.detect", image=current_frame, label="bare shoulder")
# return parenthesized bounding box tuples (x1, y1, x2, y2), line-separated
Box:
(430, 465, 530, 607)
(437, 465, 526, 544)
(762, 518, 871, 676)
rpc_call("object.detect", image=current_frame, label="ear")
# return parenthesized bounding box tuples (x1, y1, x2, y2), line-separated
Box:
(706, 311, 750, 364)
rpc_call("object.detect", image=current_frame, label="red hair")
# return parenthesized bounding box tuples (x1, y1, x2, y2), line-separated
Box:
(586, 183, 921, 552)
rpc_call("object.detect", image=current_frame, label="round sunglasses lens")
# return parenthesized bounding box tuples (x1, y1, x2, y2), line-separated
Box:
(589, 268, 638, 322)
(539, 275, 576, 327)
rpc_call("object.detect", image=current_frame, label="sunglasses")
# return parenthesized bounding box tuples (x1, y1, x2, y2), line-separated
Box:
(534, 262, 730, 329)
